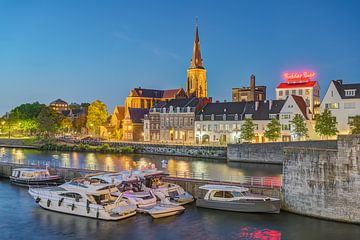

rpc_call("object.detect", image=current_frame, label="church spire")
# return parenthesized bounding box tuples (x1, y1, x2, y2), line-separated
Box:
(189, 19, 204, 69)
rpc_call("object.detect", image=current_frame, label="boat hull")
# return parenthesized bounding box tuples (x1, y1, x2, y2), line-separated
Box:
(10, 176, 64, 187)
(196, 199, 280, 213)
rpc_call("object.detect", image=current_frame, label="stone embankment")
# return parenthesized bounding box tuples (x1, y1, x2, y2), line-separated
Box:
(227, 140, 337, 164)
(282, 135, 360, 224)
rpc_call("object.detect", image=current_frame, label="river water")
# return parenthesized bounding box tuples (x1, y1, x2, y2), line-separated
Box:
(0, 147, 282, 179)
(1, 179, 360, 240)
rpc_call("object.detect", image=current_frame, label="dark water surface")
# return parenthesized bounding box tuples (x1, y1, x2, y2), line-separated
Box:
(1, 180, 360, 240)
(0, 147, 282, 179)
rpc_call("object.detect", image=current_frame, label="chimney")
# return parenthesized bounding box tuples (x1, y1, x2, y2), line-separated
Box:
(255, 101, 259, 111)
(269, 100, 273, 110)
(336, 79, 343, 85)
(250, 74, 255, 101)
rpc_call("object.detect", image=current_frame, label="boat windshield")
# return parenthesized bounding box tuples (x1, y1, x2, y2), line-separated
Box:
(93, 193, 113, 205)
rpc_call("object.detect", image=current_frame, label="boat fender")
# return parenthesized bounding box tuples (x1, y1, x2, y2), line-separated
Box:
(35, 197, 41, 203)
(58, 198, 64, 207)
(72, 203, 75, 211)
(47, 199, 51, 207)
(86, 201, 90, 214)
(96, 209, 99, 219)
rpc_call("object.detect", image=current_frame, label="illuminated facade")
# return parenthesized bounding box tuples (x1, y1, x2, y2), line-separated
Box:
(232, 74, 266, 102)
(50, 99, 68, 112)
(320, 80, 360, 135)
(186, 22, 207, 98)
(122, 108, 149, 141)
(275, 71, 320, 116)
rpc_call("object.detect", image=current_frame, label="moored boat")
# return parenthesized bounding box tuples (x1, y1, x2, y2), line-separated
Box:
(28, 178, 137, 220)
(196, 184, 280, 213)
(142, 203, 185, 219)
(10, 168, 63, 187)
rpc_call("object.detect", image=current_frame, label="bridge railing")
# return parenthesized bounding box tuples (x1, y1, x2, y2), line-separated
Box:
(0, 158, 282, 188)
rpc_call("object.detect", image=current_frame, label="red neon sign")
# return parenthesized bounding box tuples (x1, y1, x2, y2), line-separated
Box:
(283, 71, 316, 83)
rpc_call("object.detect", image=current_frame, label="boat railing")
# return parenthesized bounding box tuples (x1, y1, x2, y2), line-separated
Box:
(0, 158, 282, 188)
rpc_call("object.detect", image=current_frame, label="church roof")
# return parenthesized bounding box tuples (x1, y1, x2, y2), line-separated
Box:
(131, 88, 183, 99)
(127, 108, 149, 123)
(189, 22, 204, 69)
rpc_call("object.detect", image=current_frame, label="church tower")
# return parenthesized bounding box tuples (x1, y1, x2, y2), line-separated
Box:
(186, 21, 207, 98)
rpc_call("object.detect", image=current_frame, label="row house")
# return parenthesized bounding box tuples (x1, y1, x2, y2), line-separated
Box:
(195, 95, 311, 144)
(122, 108, 149, 141)
(144, 97, 211, 144)
(320, 80, 360, 135)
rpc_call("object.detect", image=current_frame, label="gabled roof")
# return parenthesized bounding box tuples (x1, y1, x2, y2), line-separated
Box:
(50, 99, 68, 105)
(332, 80, 360, 99)
(128, 108, 149, 123)
(276, 81, 317, 89)
(131, 88, 183, 99)
(291, 95, 309, 120)
(196, 100, 286, 121)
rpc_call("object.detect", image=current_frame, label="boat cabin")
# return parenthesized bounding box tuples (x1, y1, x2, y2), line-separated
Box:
(11, 168, 51, 179)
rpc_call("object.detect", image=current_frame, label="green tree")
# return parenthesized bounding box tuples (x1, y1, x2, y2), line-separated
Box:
(9, 102, 45, 120)
(265, 118, 281, 142)
(240, 118, 255, 143)
(73, 114, 87, 134)
(68, 103, 81, 110)
(290, 114, 308, 141)
(60, 117, 73, 134)
(315, 109, 338, 139)
(37, 107, 62, 137)
(86, 100, 109, 136)
(349, 115, 360, 134)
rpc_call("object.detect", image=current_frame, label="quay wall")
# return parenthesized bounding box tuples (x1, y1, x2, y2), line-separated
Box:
(282, 135, 360, 224)
(227, 140, 337, 164)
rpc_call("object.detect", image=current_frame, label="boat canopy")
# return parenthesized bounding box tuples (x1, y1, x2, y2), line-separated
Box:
(199, 185, 249, 192)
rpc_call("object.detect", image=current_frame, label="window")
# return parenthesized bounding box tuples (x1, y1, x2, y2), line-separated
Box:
(281, 114, 291, 119)
(225, 124, 229, 131)
(60, 193, 83, 202)
(219, 124, 224, 131)
(196, 124, 201, 131)
(202, 125, 207, 131)
(325, 103, 339, 109)
(345, 89, 356, 96)
(254, 124, 259, 130)
(214, 124, 218, 131)
(344, 102, 356, 109)
(213, 191, 224, 198)
(279, 90, 283, 96)
(348, 116, 356, 123)
(285, 90, 289, 96)
(292, 90, 296, 95)
(305, 89, 310, 95)
(208, 125, 212, 131)
(282, 124, 291, 131)
(299, 89, 303, 95)
(269, 114, 277, 119)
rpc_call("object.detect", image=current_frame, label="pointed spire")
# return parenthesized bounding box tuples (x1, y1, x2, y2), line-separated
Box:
(190, 19, 204, 69)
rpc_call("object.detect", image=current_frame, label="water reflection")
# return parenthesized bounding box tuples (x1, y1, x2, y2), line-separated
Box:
(0, 148, 282, 178)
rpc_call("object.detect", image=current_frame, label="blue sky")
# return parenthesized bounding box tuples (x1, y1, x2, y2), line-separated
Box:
(0, 0, 359, 114)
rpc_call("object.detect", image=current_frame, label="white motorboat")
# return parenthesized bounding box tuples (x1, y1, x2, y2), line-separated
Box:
(88, 173, 157, 209)
(10, 168, 63, 187)
(142, 203, 185, 219)
(28, 178, 137, 220)
(141, 172, 194, 206)
(196, 184, 280, 213)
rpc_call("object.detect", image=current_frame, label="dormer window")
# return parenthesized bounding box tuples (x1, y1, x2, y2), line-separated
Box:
(211, 114, 214, 121)
(200, 114, 203, 121)
(223, 114, 226, 121)
(234, 114, 238, 121)
(345, 89, 356, 97)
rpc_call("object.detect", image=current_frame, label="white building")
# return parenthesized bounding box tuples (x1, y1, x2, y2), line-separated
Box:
(195, 96, 311, 144)
(276, 72, 320, 115)
(320, 80, 360, 135)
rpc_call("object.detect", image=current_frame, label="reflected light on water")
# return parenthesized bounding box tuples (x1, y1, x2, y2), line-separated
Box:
(239, 227, 281, 240)
(12, 149, 25, 163)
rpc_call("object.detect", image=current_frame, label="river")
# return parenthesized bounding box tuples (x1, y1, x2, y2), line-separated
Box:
(0, 147, 282, 180)
(1, 179, 359, 240)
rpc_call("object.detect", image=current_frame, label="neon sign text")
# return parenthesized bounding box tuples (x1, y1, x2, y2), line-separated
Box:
(283, 71, 316, 82)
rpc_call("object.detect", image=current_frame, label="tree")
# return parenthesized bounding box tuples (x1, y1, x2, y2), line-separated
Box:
(240, 118, 255, 143)
(86, 100, 109, 136)
(315, 109, 338, 139)
(73, 114, 87, 134)
(290, 114, 308, 141)
(69, 103, 81, 110)
(37, 107, 62, 137)
(265, 118, 281, 142)
(349, 115, 360, 134)
(60, 117, 73, 134)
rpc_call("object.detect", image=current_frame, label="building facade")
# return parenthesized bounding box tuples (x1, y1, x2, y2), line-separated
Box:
(124, 87, 186, 113)
(50, 99, 68, 112)
(195, 96, 311, 145)
(232, 74, 266, 102)
(186, 22, 207, 98)
(275, 71, 320, 115)
(144, 97, 211, 144)
(122, 108, 149, 141)
(320, 80, 360, 135)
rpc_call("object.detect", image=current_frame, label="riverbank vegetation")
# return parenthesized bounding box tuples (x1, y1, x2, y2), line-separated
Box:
(39, 142, 135, 154)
